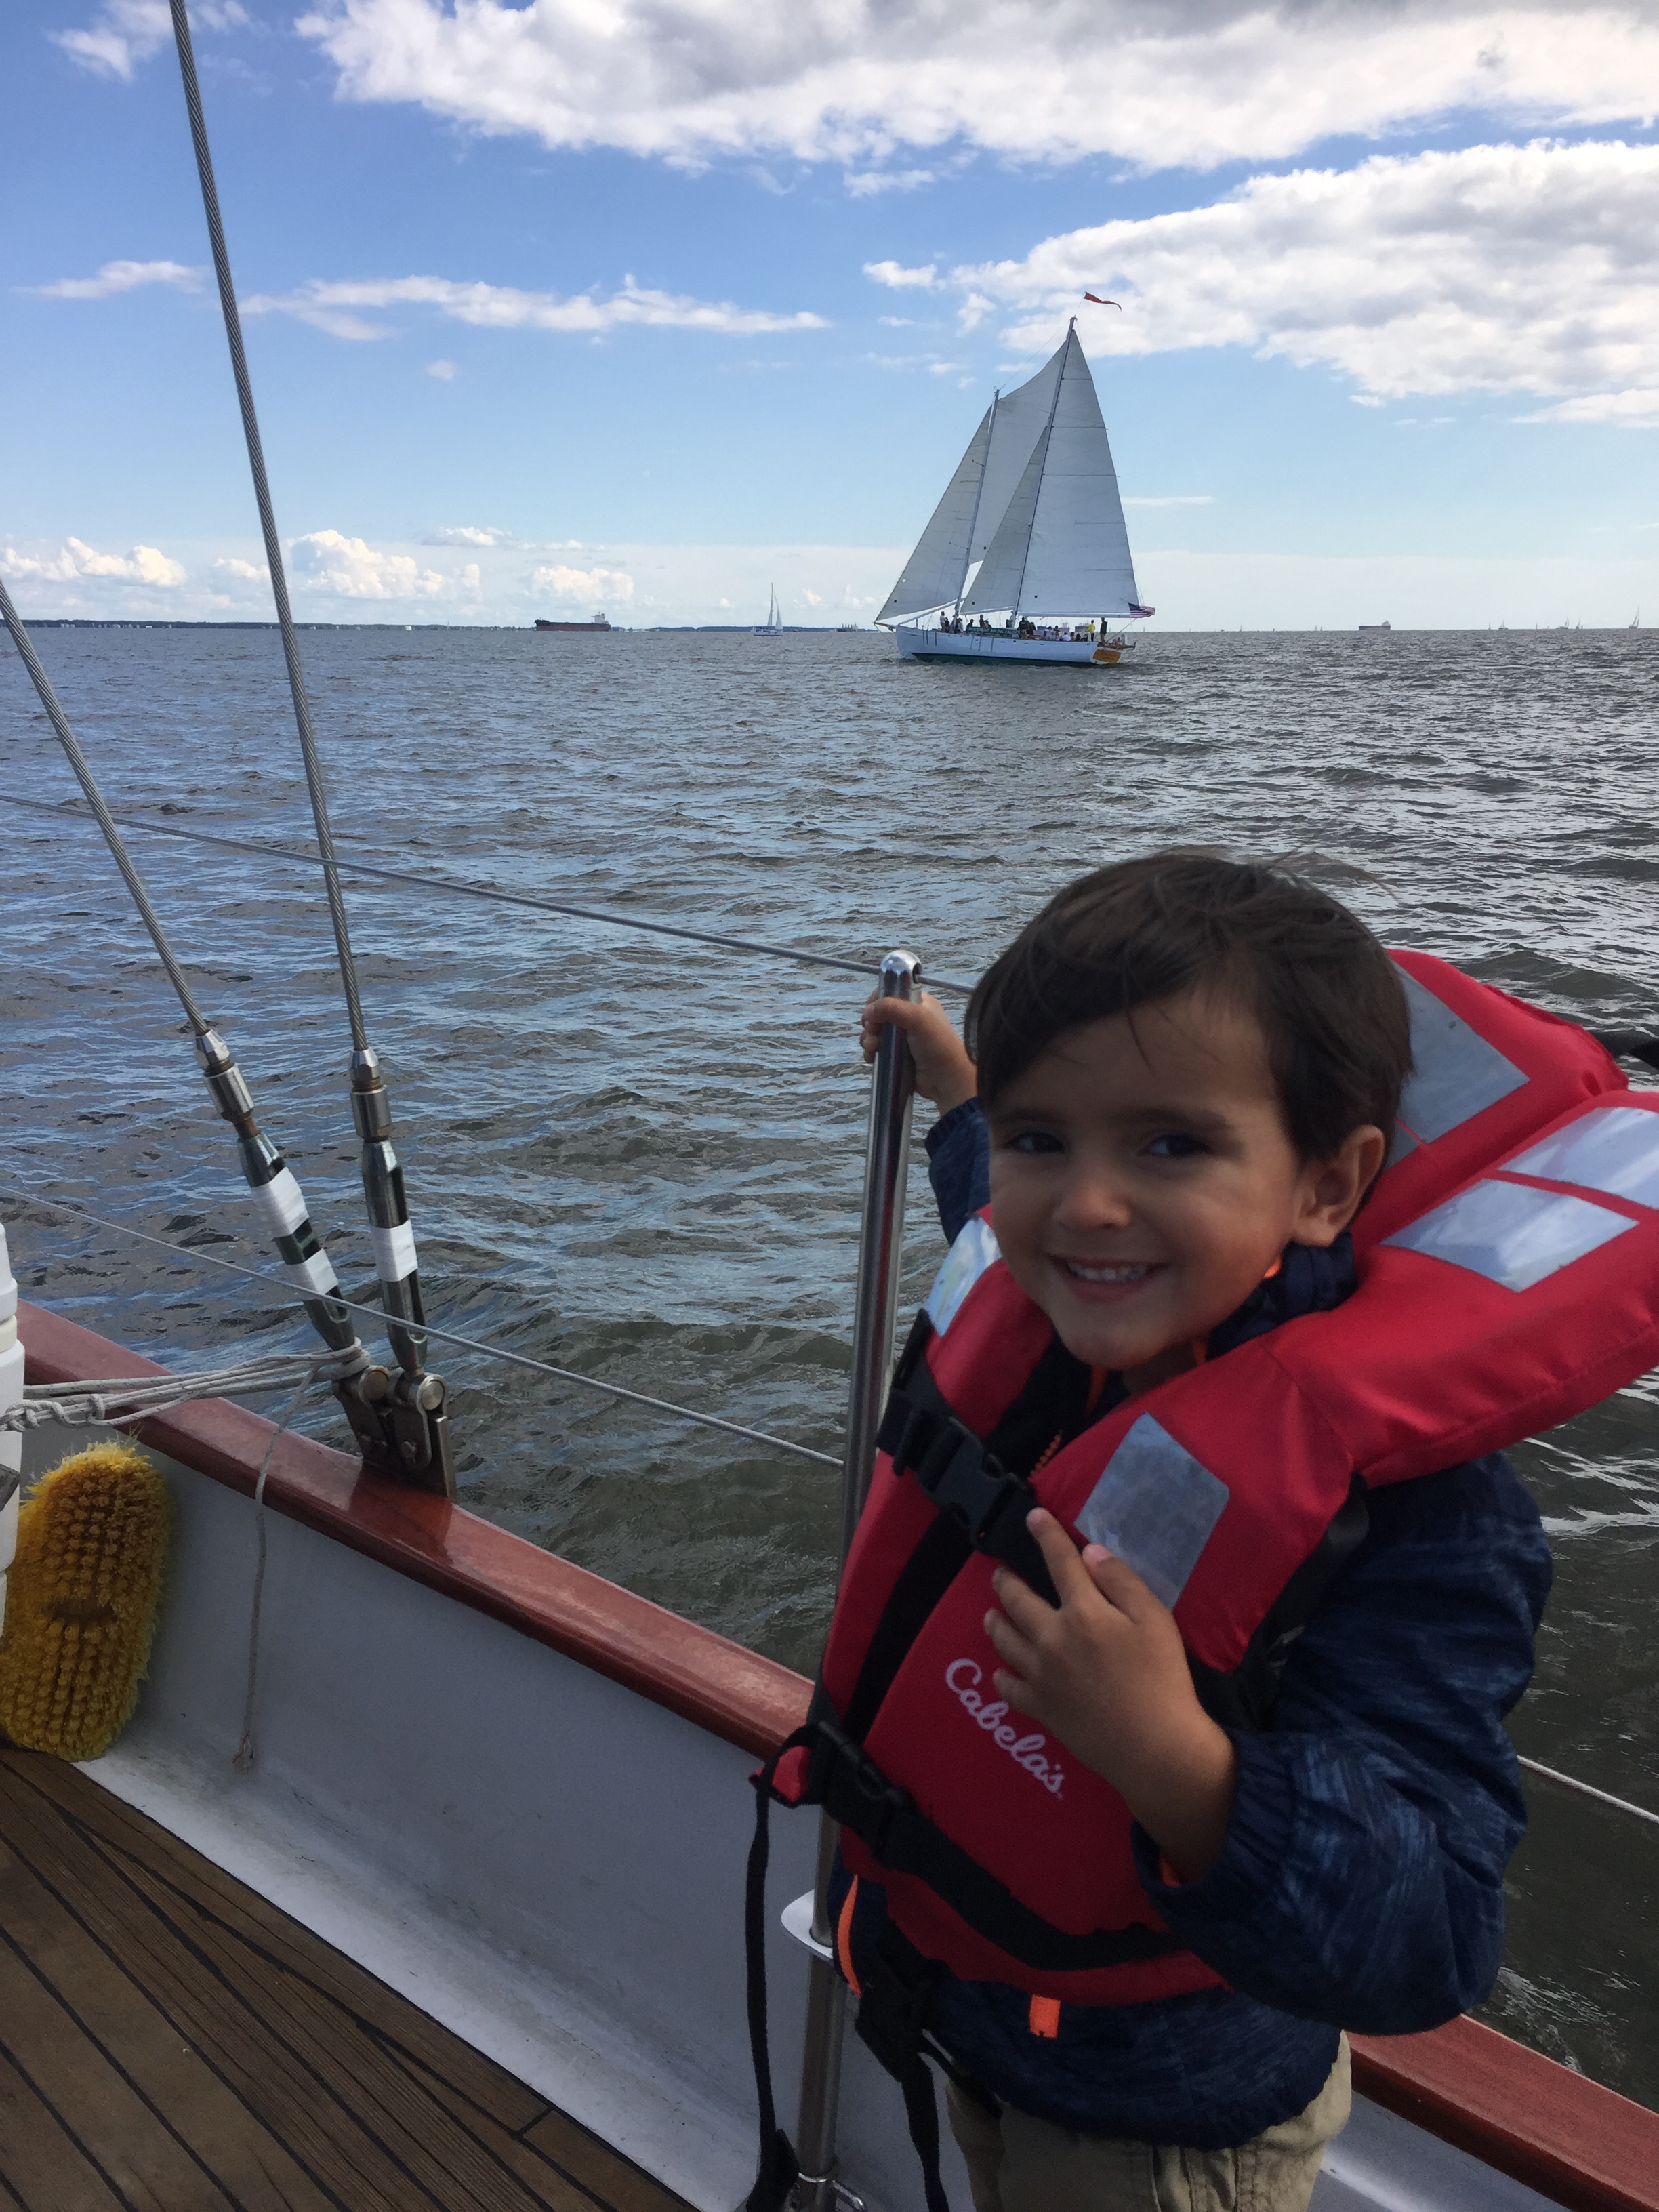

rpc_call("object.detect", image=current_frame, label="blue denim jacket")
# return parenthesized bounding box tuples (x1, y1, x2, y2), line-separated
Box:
(834, 1100, 1551, 2148)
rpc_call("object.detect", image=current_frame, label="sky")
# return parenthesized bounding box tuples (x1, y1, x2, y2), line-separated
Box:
(5, 0, 1659, 629)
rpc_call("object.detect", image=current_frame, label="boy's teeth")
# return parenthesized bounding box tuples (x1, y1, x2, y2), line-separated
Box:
(1065, 1261, 1150, 1283)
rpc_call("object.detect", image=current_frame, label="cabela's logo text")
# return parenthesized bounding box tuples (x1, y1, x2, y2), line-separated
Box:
(945, 1659, 1064, 1797)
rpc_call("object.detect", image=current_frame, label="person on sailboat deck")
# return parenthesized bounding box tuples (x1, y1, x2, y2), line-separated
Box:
(848, 853, 1550, 2212)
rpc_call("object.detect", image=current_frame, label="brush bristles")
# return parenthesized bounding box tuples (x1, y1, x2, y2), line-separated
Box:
(0, 1442, 171, 1761)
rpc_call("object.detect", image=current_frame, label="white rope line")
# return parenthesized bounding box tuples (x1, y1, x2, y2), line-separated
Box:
(233, 1366, 312, 1774)
(9, 1347, 370, 1433)
(1517, 1755, 1659, 1832)
(1, 1187, 841, 1470)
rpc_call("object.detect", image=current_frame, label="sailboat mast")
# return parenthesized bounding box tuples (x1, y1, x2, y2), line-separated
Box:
(1007, 322, 1073, 626)
(953, 388, 998, 620)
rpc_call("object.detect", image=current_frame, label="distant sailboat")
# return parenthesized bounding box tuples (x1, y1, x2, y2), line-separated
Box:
(876, 320, 1154, 667)
(754, 586, 783, 637)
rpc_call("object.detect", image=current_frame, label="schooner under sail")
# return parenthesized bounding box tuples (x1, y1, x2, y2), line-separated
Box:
(877, 320, 1154, 666)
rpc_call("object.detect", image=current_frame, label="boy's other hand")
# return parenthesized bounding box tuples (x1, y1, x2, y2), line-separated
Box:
(861, 990, 977, 1113)
(986, 1509, 1239, 1883)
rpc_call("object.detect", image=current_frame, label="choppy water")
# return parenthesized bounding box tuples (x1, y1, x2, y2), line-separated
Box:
(4, 623, 1659, 2104)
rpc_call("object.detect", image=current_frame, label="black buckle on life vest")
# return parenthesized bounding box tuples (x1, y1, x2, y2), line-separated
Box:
(912, 1418, 1033, 1551)
(807, 1719, 916, 1861)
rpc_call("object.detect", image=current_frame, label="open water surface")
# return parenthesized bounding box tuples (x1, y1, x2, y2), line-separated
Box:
(4, 622, 1659, 2105)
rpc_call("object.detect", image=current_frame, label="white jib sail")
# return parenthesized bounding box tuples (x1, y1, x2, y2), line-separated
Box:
(968, 347, 1065, 566)
(963, 327, 1142, 620)
(876, 405, 992, 623)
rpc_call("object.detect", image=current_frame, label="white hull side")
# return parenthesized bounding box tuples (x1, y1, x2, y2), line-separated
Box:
(893, 626, 1132, 665)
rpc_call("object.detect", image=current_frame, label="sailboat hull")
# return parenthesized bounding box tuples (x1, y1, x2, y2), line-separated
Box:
(893, 626, 1133, 666)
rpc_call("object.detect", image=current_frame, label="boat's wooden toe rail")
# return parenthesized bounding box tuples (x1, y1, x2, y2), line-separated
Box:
(0, 1745, 689, 2212)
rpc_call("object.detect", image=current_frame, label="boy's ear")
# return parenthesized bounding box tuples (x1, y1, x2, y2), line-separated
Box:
(1295, 1125, 1389, 1246)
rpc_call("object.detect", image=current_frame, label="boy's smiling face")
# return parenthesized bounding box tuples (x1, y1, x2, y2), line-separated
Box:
(987, 988, 1380, 1379)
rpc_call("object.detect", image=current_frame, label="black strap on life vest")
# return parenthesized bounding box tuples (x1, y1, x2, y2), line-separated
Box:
(743, 1732, 991, 2212)
(743, 1732, 808, 2212)
(876, 1344, 1061, 1607)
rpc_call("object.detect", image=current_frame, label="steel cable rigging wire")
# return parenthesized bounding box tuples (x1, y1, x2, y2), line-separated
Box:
(0, 1187, 840, 1471)
(0, 578, 365, 1367)
(166, 0, 451, 1489)
(166, 0, 365, 1058)
(8, 797, 975, 996)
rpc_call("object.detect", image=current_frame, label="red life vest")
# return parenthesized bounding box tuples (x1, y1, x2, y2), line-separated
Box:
(777, 952, 1659, 2007)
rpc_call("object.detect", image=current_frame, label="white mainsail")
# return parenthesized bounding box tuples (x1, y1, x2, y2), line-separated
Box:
(962, 325, 1142, 620)
(875, 405, 991, 626)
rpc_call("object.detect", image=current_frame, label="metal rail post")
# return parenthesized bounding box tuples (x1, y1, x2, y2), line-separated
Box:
(792, 950, 919, 2211)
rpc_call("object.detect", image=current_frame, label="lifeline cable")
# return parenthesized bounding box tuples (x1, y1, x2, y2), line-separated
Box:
(10, 796, 975, 996)
(1, 1187, 840, 1469)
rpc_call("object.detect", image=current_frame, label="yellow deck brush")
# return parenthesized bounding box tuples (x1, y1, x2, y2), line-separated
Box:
(0, 1441, 171, 1761)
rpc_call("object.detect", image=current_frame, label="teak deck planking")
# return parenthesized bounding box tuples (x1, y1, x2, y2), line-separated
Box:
(0, 1747, 691, 2212)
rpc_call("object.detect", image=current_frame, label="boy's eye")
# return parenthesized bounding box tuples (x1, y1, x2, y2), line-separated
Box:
(1006, 1129, 1065, 1155)
(1145, 1131, 1209, 1160)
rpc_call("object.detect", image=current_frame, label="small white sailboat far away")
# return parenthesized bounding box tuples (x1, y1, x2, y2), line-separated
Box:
(877, 319, 1154, 666)
(754, 585, 783, 636)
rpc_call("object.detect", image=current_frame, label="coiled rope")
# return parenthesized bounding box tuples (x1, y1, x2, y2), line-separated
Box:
(1, 1187, 839, 1469)
(10, 796, 975, 996)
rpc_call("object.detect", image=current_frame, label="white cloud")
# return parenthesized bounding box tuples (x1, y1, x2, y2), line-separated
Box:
(23, 259, 202, 300)
(846, 168, 934, 197)
(1518, 388, 1659, 425)
(1124, 495, 1216, 508)
(293, 0, 1659, 173)
(213, 556, 269, 580)
(1, 535, 185, 586)
(51, 0, 245, 80)
(949, 141, 1659, 409)
(242, 272, 827, 340)
(530, 562, 635, 603)
(288, 529, 447, 598)
(424, 524, 512, 546)
(865, 260, 938, 289)
(425, 356, 460, 379)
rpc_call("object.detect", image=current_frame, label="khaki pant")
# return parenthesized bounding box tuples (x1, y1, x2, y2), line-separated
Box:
(944, 2035, 1350, 2212)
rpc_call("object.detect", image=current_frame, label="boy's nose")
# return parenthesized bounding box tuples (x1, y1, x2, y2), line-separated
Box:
(1052, 1165, 1134, 1231)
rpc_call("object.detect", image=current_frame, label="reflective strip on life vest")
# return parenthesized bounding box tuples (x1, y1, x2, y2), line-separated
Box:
(1393, 968, 1530, 1145)
(1074, 1415, 1230, 1610)
(924, 1214, 1001, 1335)
(1506, 1103, 1659, 1206)
(1385, 1177, 1635, 1291)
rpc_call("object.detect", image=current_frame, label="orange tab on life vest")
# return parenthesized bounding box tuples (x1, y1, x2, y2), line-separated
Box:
(837, 1877, 863, 1998)
(1028, 1994, 1061, 2038)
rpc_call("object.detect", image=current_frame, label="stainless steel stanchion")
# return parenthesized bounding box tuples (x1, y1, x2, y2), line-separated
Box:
(792, 950, 919, 2212)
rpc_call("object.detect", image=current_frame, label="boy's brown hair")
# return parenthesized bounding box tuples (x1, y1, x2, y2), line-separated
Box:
(966, 851, 1412, 1162)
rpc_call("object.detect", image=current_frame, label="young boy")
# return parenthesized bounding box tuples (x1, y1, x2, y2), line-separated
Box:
(851, 851, 1551, 2212)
